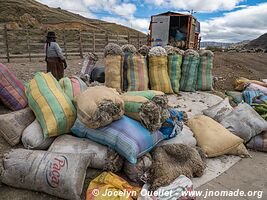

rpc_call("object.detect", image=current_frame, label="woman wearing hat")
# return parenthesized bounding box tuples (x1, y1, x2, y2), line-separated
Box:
(45, 31, 67, 80)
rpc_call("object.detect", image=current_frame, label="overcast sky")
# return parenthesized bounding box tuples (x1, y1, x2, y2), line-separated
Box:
(36, 0, 267, 43)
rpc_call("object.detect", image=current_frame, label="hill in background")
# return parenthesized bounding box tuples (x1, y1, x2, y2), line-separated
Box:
(246, 33, 267, 50)
(0, 0, 145, 35)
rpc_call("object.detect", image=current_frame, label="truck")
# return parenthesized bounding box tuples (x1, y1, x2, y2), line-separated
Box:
(149, 11, 200, 49)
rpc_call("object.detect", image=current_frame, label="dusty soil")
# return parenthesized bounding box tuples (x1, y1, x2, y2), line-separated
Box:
(0, 52, 267, 200)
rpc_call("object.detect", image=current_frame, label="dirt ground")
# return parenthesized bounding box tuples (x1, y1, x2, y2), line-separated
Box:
(0, 52, 267, 199)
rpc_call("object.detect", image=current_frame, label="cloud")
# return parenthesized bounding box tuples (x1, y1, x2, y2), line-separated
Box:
(145, 0, 243, 12)
(102, 16, 150, 33)
(200, 3, 267, 42)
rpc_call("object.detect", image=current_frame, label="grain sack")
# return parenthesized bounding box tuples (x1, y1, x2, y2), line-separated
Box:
(196, 50, 214, 91)
(159, 125, 197, 147)
(149, 144, 206, 190)
(75, 86, 124, 129)
(122, 90, 169, 131)
(71, 116, 165, 164)
(180, 49, 199, 92)
(242, 89, 263, 105)
(202, 97, 233, 122)
(0, 63, 27, 111)
(124, 53, 149, 91)
(0, 107, 34, 146)
(188, 115, 245, 157)
(247, 131, 267, 152)
(1, 149, 94, 200)
(148, 47, 173, 94)
(165, 46, 183, 94)
(246, 83, 267, 94)
(104, 43, 123, 92)
(138, 45, 151, 56)
(123, 153, 152, 183)
(80, 53, 98, 81)
(48, 134, 123, 172)
(59, 75, 87, 102)
(21, 119, 55, 150)
(220, 103, 267, 142)
(225, 91, 243, 104)
(25, 72, 76, 138)
(86, 172, 141, 200)
(234, 77, 267, 91)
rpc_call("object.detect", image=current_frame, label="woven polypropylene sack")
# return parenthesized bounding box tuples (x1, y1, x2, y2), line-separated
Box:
(104, 55, 123, 92)
(0, 107, 34, 146)
(124, 53, 149, 91)
(196, 50, 214, 91)
(148, 56, 173, 94)
(59, 76, 87, 102)
(75, 86, 124, 129)
(0, 63, 27, 110)
(247, 131, 267, 152)
(25, 72, 77, 138)
(180, 50, 199, 92)
(1, 149, 94, 200)
(167, 53, 183, 93)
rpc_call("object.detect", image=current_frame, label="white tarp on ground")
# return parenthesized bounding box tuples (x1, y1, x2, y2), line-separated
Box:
(168, 92, 241, 189)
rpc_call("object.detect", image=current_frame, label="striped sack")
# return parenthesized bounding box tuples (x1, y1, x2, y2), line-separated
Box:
(242, 89, 263, 105)
(25, 72, 76, 138)
(0, 63, 27, 110)
(180, 50, 199, 92)
(246, 131, 267, 152)
(167, 53, 183, 94)
(197, 50, 214, 91)
(124, 53, 149, 91)
(71, 116, 165, 164)
(148, 56, 173, 94)
(59, 76, 87, 101)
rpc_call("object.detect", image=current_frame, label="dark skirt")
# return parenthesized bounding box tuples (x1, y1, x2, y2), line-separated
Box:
(46, 57, 64, 80)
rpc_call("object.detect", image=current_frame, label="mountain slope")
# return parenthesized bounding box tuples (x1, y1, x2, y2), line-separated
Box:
(0, 0, 145, 35)
(246, 33, 267, 50)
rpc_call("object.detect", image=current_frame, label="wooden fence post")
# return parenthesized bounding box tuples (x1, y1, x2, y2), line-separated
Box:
(26, 28, 32, 62)
(78, 30, 83, 58)
(62, 28, 68, 59)
(4, 25, 10, 63)
(127, 32, 130, 44)
(93, 30, 96, 53)
(105, 31, 109, 45)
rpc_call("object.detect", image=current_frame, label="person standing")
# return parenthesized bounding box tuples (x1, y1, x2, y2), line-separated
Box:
(45, 31, 67, 80)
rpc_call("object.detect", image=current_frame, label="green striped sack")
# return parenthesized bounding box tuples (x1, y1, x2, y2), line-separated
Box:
(126, 54, 149, 91)
(180, 49, 199, 92)
(167, 53, 183, 94)
(59, 76, 87, 102)
(25, 72, 77, 138)
(197, 50, 214, 91)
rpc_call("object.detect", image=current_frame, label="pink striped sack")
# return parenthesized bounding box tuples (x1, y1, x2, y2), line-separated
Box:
(0, 63, 27, 110)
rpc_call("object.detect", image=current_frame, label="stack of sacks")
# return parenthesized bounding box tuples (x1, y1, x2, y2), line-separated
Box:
(0, 63, 28, 111)
(235, 77, 267, 91)
(188, 115, 250, 158)
(59, 75, 87, 102)
(1, 149, 94, 200)
(148, 46, 173, 94)
(121, 44, 149, 92)
(104, 43, 123, 92)
(203, 98, 267, 143)
(164, 45, 183, 94)
(25, 72, 77, 138)
(48, 135, 123, 172)
(179, 49, 200, 92)
(0, 107, 34, 146)
(196, 50, 214, 91)
(71, 115, 165, 164)
(75, 85, 124, 129)
(122, 90, 169, 132)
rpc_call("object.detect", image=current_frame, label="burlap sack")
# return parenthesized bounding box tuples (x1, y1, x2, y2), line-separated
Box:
(104, 55, 123, 92)
(188, 115, 245, 157)
(75, 86, 124, 129)
(1, 149, 94, 200)
(123, 153, 152, 183)
(21, 119, 55, 150)
(0, 107, 35, 146)
(48, 135, 123, 172)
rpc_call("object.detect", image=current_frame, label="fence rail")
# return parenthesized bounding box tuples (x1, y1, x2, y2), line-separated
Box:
(0, 25, 148, 62)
